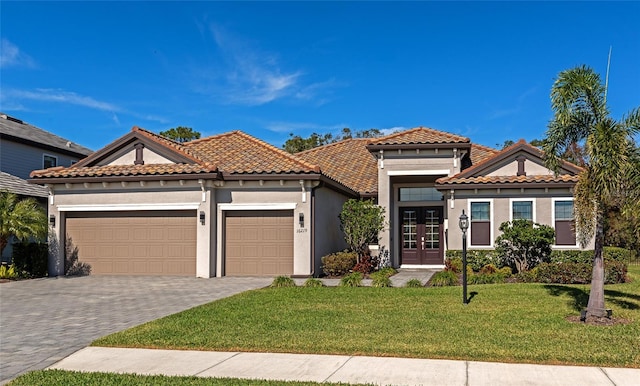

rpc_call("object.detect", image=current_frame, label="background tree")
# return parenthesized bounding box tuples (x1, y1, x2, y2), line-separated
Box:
(159, 126, 201, 143)
(494, 219, 555, 273)
(338, 199, 386, 262)
(543, 65, 640, 318)
(284, 128, 384, 153)
(0, 191, 47, 255)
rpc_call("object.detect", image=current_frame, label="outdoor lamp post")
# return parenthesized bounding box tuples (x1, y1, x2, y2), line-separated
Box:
(459, 210, 469, 304)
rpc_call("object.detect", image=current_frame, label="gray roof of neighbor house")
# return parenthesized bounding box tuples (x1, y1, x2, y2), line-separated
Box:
(0, 113, 93, 157)
(0, 171, 48, 198)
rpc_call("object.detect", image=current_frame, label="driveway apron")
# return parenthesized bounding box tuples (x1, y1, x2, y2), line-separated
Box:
(0, 275, 271, 384)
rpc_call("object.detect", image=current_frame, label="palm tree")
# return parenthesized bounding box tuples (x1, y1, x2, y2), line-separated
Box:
(543, 65, 640, 318)
(0, 190, 47, 254)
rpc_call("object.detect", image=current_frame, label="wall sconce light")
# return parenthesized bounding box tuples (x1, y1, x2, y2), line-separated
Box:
(199, 211, 205, 225)
(49, 214, 56, 227)
(299, 213, 304, 227)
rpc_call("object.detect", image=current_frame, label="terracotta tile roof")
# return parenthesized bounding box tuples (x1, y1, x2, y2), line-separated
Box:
(297, 138, 378, 195)
(470, 143, 499, 165)
(184, 131, 320, 175)
(130, 126, 203, 165)
(437, 174, 579, 186)
(30, 163, 217, 178)
(369, 127, 470, 146)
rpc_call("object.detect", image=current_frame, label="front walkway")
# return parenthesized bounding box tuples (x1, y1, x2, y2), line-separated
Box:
(50, 346, 640, 386)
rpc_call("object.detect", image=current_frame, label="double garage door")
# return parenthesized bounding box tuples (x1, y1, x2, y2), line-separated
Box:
(65, 210, 294, 277)
(65, 211, 197, 276)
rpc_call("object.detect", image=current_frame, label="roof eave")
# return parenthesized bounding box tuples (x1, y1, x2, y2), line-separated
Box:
(366, 142, 471, 151)
(28, 172, 220, 185)
(435, 181, 577, 190)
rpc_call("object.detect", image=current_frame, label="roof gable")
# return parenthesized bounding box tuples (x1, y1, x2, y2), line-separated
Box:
(367, 127, 470, 150)
(437, 139, 582, 187)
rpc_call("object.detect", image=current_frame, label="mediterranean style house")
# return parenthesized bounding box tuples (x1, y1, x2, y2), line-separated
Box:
(29, 126, 591, 277)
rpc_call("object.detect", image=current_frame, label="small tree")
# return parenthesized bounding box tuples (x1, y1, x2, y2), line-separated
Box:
(159, 126, 201, 143)
(338, 199, 385, 262)
(0, 190, 47, 254)
(495, 219, 555, 273)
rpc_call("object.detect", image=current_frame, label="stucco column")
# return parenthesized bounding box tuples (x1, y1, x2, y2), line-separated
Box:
(196, 186, 213, 278)
(48, 201, 64, 277)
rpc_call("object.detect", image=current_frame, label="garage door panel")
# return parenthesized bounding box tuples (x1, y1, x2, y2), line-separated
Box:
(225, 210, 293, 276)
(65, 211, 196, 276)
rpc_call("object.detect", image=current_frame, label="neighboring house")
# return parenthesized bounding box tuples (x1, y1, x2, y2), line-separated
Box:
(30, 126, 590, 278)
(0, 113, 93, 262)
(0, 113, 93, 180)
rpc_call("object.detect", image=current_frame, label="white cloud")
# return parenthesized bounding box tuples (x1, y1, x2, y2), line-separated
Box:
(0, 39, 36, 69)
(9, 88, 118, 111)
(265, 121, 351, 134)
(6, 88, 169, 125)
(194, 24, 335, 106)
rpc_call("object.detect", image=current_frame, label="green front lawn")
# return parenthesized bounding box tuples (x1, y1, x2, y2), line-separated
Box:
(9, 370, 368, 386)
(93, 266, 640, 368)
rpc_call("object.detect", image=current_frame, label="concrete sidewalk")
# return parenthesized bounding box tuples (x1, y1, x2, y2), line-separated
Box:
(49, 347, 640, 385)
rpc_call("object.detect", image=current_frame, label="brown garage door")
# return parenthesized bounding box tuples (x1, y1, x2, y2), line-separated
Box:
(65, 211, 196, 276)
(225, 210, 293, 276)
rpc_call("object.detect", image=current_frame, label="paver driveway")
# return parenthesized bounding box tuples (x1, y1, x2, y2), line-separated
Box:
(0, 275, 271, 384)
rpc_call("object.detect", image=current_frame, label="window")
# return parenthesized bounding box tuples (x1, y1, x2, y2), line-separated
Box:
(512, 200, 533, 221)
(554, 200, 576, 246)
(470, 201, 491, 246)
(399, 187, 443, 202)
(43, 154, 57, 169)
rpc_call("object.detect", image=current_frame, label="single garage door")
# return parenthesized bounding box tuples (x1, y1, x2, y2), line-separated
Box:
(225, 210, 293, 276)
(65, 210, 197, 276)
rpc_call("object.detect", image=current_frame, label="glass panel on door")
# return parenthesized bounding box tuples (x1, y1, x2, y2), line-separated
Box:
(403, 210, 417, 249)
(423, 209, 440, 249)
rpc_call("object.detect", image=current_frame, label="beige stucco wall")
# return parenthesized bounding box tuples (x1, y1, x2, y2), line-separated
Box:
(47, 180, 213, 277)
(447, 188, 594, 251)
(213, 179, 316, 277)
(376, 148, 462, 267)
(101, 147, 173, 166)
(312, 186, 350, 276)
(487, 158, 553, 177)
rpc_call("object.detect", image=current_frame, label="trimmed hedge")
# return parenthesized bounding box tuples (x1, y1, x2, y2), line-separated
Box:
(534, 261, 627, 284)
(321, 250, 357, 276)
(446, 250, 499, 272)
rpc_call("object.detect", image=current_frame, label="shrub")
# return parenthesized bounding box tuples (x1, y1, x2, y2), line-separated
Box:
(404, 278, 423, 288)
(375, 266, 398, 278)
(371, 275, 392, 287)
(479, 264, 498, 275)
(339, 199, 386, 258)
(534, 261, 627, 284)
(12, 242, 48, 278)
(603, 247, 634, 264)
(270, 276, 296, 288)
(352, 253, 379, 275)
(446, 250, 500, 272)
(495, 220, 555, 273)
(339, 272, 363, 287)
(303, 278, 325, 287)
(469, 272, 506, 284)
(0, 264, 18, 279)
(445, 257, 462, 273)
(321, 250, 357, 276)
(429, 270, 458, 287)
(515, 268, 539, 283)
(549, 247, 633, 265)
(498, 266, 513, 277)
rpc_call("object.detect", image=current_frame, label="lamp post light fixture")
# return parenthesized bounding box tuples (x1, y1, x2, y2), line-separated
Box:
(459, 210, 469, 305)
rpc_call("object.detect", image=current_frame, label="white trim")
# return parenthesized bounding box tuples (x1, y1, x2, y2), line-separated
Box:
(43, 153, 58, 169)
(509, 198, 536, 222)
(551, 197, 579, 248)
(57, 203, 200, 212)
(218, 203, 297, 211)
(468, 199, 494, 248)
(387, 169, 450, 176)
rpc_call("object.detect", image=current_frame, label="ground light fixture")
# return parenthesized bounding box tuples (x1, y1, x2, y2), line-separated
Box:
(459, 210, 469, 304)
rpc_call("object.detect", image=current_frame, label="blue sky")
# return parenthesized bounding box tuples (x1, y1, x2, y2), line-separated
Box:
(1, 1, 639, 151)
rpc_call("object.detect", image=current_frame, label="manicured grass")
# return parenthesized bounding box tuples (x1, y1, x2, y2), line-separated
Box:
(8, 370, 367, 385)
(93, 266, 640, 368)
